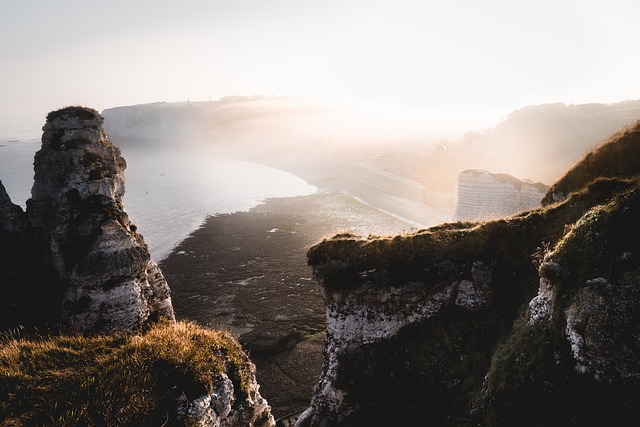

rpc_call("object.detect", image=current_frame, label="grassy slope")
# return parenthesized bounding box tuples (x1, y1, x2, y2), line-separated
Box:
(542, 120, 640, 205)
(0, 321, 253, 426)
(307, 121, 640, 425)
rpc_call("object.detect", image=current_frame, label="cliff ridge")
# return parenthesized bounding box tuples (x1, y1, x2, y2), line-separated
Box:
(301, 121, 640, 426)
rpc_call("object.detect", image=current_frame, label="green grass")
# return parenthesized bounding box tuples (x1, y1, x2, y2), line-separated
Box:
(0, 321, 254, 426)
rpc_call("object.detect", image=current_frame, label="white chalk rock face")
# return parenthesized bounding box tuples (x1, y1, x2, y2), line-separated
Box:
(27, 107, 175, 332)
(298, 260, 494, 426)
(179, 373, 275, 427)
(454, 169, 547, 221)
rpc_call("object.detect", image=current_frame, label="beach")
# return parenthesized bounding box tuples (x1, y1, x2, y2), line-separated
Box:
(160, 191, 417, 417)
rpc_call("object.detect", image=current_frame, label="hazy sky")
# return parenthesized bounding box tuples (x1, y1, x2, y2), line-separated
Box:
(1, 0, 639, 138)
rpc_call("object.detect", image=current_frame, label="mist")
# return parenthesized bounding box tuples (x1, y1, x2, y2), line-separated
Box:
(95, 96, 640, 233)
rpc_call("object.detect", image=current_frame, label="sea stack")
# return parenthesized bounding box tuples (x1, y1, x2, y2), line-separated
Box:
(26, 106, 175, 332)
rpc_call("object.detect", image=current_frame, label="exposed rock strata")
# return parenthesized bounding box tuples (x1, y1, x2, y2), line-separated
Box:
(301, 121, 640, 426)
(0, 107, 276, 426)
(454, 169, 547, 221)
(180, 372, 275, 427)
(0, 107, 174, 332)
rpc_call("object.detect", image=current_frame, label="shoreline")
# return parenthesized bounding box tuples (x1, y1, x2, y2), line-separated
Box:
(159, 191, 417, 417)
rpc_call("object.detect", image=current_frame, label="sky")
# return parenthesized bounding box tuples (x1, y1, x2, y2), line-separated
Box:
(1, 0, 640, 138)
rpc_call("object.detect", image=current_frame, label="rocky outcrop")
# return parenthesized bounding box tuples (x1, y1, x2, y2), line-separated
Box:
(301, 121, 640, 426)
(179, 372, 275, 427)
(542, 121, 640, 205)
(0, 180, 26, 234)
(454, 169, 547, 221)
(0, 107, 174, 332)
(0, 107, 277, 426)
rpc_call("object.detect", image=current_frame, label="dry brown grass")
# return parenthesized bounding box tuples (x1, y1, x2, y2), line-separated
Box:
(0, 321, 253, 426)
(542, 120, 640, 205)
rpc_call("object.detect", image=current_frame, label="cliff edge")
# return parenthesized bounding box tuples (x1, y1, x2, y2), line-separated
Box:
(301, 121, 640, 426)
(0, 107, 275, 426)
(0, 107, 174, 332)
(454, 169, 547, 221)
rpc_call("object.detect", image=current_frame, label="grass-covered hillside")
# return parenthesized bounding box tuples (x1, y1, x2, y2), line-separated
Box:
(305, 120, 640, 426)
(542, 120, 640, 204)
(0, 321, 254, 426)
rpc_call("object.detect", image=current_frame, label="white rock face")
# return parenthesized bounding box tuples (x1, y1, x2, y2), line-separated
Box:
(102, 103, 194, 141)
(564, 276, 640, 382)
(27, 107, 175, 332)
(527, 254, 640, 383)
(455, 169, 547, 221)
(179, 373, 275, 427)
(298, 261, 494, 426)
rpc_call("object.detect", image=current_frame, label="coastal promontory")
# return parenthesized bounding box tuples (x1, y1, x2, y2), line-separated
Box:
(0, 107, 275, 426)
(301, 121, 640, 426)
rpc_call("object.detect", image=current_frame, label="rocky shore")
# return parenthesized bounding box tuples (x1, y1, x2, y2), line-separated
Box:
(160, 191, 415, 418)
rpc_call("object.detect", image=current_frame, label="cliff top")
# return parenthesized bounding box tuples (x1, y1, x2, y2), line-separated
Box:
(46, 106, 102, 123)
(542, 119, 640, 205)
(0, 321, 255, 425)
(309, 120, 640, 291)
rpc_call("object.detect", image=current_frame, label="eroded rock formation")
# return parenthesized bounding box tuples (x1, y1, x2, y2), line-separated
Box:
(454, 169, 547, 221)
(0, 107, 174, 332)
(300, 122, 640, 426)
(180, 372, 275, 427)
(0, 107, 278, 426)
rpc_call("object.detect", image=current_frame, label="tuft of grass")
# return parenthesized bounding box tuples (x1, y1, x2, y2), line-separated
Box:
(46, 107, 101, 123)
(0, 321, 254, 426)
(542, 120, 640, 205)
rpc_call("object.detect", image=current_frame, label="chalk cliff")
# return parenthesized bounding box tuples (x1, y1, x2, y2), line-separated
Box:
(301, 122, 640, 426)
(1, 107, 174, 332)
(0, 107, 275, 426)
(454, 169, 547, 221)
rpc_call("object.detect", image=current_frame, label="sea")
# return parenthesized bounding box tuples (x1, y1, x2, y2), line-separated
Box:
(0, 138, 316, 261)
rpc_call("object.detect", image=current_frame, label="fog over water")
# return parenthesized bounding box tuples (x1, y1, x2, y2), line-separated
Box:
(3, 97, 640, 263)
(0, 139, 317, 261)
(120, 147, 316, 260)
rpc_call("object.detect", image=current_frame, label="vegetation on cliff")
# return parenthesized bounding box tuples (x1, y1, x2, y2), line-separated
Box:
(542, 121, 640, 204)
(0, 107, 275, 426)
(0, 321, 255, 426)
(304, 120, 640, 426)
(483, 183, 640, 426)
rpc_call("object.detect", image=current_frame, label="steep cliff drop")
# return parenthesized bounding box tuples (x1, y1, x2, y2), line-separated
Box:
(17, 107, 174, 332)
(454, 169, 547, 221)
(0, 107, 276, 426)
(300, 122, 640, 426)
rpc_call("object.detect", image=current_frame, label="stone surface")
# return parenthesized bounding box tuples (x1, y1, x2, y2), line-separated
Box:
(454, 169, 547, 221)
(300, 121, 640, 426)
(0, 180, 26, 234)
(179, 372, 275, 427)
(0, 107, 175, 333)
(0, 107, 278, 426)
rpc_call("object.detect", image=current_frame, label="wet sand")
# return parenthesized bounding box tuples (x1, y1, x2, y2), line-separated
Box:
(159, 191, 416, 417)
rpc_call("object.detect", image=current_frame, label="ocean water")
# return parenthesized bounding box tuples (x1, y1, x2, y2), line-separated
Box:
(0, 140, 316, 261)
(0, 138, 40, 205)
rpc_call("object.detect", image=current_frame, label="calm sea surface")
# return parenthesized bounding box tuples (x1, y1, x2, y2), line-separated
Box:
(0, 140, 316, 261)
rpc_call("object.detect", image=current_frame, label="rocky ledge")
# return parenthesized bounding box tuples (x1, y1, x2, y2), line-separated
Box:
(0, 107, 276, 426)
(1, 107, 174, 332)
(300, 122, 640, 426)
